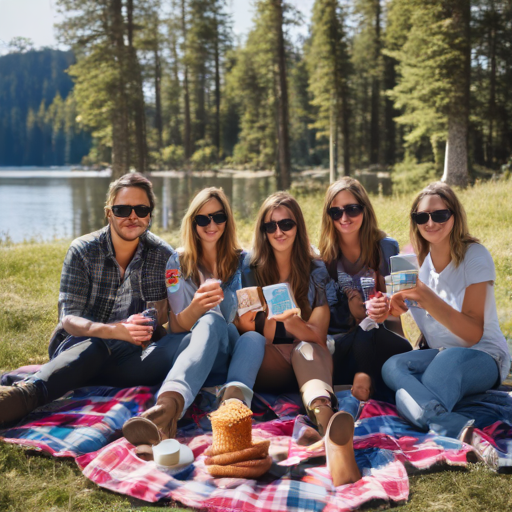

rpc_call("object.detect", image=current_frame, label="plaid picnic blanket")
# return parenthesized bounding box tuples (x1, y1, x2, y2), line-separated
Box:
(2, 366, 512, 511)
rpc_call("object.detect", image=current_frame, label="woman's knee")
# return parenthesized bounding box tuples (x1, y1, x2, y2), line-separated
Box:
(381, 352, 414, 388)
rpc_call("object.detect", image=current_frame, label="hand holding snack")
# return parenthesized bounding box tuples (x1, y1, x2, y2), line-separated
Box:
(366, 292, 390, 323)
(192, 279, 224, 315)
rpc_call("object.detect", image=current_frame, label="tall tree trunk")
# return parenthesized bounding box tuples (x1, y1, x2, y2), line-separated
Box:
(442, 0, 470, 187)
(340, 82, 350, 176)
(110, 0, 130, 179)
(127, 0, 148, 173)
(181, 0, 192, 160)
(370, 0, 381, 165)
(329, 96, 336, 183)
(154, 45, 163, 152)
(383, 55, 397, 165)
(274, 0, 291, 190)
(214, 13, 221, 162)
(487, 5, 497, 167)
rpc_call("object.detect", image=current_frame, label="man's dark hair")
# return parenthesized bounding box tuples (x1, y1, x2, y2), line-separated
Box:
(104, 172, 157, 216)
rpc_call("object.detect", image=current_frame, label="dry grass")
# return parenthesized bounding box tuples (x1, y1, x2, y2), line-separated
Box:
(0, 177, 511, 511)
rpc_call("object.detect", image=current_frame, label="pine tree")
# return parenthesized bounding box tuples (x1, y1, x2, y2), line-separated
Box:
(306, 0, 352, 180)
(387, 0, 471, 186)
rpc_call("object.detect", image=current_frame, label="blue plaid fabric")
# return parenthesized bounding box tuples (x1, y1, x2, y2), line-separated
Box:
(48, 226, 173, 356)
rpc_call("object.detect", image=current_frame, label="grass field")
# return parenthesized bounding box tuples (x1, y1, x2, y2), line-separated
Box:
(0, 177, 511, 511)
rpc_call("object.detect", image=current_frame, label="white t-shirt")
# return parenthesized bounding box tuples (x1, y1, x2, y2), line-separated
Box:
(410, 243, 511, 382)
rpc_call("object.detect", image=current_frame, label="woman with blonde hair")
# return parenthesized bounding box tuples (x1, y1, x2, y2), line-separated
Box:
(382, 182, 510, 460)
(240, 191, 361, 486)
(319, 177, 411, 402)
(123, 187, 265, 447)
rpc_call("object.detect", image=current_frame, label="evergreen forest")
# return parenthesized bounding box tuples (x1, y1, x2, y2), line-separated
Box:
(1, 0, 511, 188)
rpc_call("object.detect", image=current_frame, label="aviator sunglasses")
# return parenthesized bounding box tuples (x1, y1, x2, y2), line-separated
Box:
(194, 212, 228, 227)
(111, 205, 152, 218)
(411, 209, 453, 225)
(327, 204, 364, 220)
(262, 218, 297, 234)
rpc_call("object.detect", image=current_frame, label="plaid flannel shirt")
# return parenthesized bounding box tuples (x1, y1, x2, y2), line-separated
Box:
(48, 226, 174, 357)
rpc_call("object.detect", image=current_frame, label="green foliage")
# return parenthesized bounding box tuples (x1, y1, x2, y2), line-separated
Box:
(391, 159, 440, 195)
(190, 143, 218, 168)
(161, 144, 185, 168)
(386, 0, 467, 146)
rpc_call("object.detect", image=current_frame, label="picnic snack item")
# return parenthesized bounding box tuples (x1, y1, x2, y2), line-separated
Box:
(236, 287, 266, 317)
(206, 399, 271, 478)
(140, 308, 159, 359)
(262, 283, 299, 319)
(210, 398, 253, 455)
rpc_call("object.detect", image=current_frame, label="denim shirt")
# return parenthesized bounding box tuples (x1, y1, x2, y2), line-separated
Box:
(165, 250, 246, 324)
(325, 237, 399, 334)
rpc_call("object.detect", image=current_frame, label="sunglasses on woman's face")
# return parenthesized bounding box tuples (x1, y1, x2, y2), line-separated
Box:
(194, 212, 228, 227)
(411, 209, 453, 225)
(327, 204, 364, 220)
(262, 218, 297, 234)
(111, 205, 152, 218)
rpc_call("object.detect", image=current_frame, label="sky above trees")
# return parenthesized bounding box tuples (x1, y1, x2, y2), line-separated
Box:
(0, 0, 315, 54)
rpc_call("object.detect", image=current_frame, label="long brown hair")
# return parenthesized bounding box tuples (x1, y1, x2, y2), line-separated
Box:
(250, 192, 317, 320)
(180, 187, 241, 285)
(319, 177, 385, 269)
(410, 182, 479, 266)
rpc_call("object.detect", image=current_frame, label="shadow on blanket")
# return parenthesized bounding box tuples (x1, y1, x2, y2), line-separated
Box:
(2, 365, 512, 511)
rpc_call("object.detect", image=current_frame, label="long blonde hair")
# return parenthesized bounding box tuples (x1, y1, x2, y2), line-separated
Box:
(319, 177, 385, 269)
(180, 187, 241, 285)
(250, 192, 317, 320)
(410, 182, 479, 266)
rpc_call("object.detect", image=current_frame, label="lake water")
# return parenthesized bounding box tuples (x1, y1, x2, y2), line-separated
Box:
(0, 167, 391, 243)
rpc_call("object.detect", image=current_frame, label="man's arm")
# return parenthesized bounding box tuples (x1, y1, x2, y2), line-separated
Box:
(58, 244, 152, 346)
(62, 314, 153, 346)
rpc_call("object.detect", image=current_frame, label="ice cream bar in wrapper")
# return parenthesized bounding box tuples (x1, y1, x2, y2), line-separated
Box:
(262, 283, 298, 319)
(236, 287, 266, 317)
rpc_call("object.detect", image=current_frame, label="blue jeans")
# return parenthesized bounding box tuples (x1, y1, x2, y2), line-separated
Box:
(159, 312, 266, 410)
(28, 332, 181, 404)
(382, 347, 499, 438)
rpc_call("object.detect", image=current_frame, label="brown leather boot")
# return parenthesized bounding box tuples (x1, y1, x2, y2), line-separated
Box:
(325, 411, 361, 487)
(123, 391, 185, 447)
(0, 382, 41, 425)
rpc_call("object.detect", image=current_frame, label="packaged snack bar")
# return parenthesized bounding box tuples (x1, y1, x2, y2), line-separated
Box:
(262, 283, 298, 319)
(236, 287, 266, 317)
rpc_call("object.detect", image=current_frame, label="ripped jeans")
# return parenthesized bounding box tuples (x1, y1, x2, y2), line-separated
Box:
(382, 347, 499, 438)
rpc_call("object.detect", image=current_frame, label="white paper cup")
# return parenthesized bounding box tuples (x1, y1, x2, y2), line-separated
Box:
(152, 439, 180, 467)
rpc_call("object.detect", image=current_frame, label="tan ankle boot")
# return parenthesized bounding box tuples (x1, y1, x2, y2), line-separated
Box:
(325, 411, 361, 487)
(0, 382, 41, 425)
(123, 391, 184, 447)
(309, 397, 335, 437)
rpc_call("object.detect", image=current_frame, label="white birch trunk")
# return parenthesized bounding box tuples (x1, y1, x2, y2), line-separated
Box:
(442, 114, 468, 187)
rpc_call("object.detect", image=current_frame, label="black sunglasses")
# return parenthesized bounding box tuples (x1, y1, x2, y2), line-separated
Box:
(194, 212, 228, 227)
(411, 209, 453, 225)
(327, 204, 364, 220)
(111, 204, 152, 218)
(262, 218, 297, 234)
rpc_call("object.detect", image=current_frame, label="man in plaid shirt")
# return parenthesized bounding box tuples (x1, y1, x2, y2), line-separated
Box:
(0, 173, 178, 425)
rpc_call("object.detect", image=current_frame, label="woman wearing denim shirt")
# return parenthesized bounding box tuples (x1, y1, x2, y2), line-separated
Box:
(123, 188, 265, 445)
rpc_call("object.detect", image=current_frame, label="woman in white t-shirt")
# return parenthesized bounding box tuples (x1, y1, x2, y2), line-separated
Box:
(381, 182, 510, 460)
